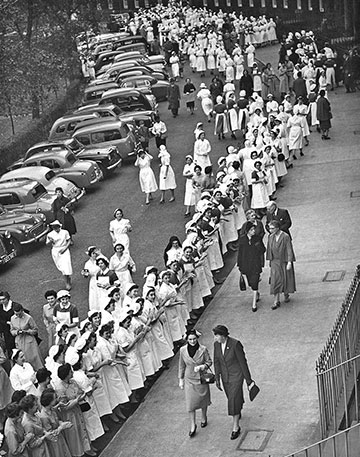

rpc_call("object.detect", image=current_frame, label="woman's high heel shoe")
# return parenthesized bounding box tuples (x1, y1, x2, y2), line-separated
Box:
(201, 419, 207, 428)
(189, 424, 197, 437)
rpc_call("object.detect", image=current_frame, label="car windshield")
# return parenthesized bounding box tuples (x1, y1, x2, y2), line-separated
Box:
(66, 138, 84, 153)
(31, 183, 47, 200)
(67, 153, 77, 165)
(45, 170, 56, 181)
(113, 106, 122, 116)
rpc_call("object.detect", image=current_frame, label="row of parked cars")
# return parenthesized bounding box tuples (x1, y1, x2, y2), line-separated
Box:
(0, 32, 169, 267)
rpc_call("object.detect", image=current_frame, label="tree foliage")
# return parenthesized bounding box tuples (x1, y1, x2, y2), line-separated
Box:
(0, 0, 97, 121)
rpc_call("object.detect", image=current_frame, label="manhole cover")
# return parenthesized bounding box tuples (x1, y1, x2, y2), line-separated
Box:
(350, 191, 360, 198)
(323, 270, 345, 282)
(236, 429, 273, 451)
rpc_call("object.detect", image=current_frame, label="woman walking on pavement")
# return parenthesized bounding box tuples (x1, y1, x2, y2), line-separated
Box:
(158, 145, 176, 204)
(135, 149, 158, 205)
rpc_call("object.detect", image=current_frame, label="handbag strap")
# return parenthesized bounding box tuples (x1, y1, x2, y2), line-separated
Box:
(204, 363, 214, 374)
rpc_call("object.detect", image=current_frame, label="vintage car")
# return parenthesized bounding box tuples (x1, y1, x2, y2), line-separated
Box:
(23, 139, 122, 176)
(115, 66, 170, 82)
(0, 179, 57, 222)
(72, 120, 137, 160)
(100, 88, 157, 113)
(113, 52, 166, 72)
(0, 233, 17, 266)
(9, 150, 103, 189)
(73, 103, 121, 119)
(48, 112, 100, 141)
(82, 82, 119, 106)
(118, 75, 170, 102)
(0, 167, 85, 201)
(0, 205, 49, 255)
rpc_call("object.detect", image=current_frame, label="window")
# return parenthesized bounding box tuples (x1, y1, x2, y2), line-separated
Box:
(108, 0, 113, 8)
(272, 0, 277, 6)
(237, 0, 242, 6)
(214, 0, 219, 7)
(67, 122, 79, 133)
(123, 0, 128, 9)
(75, 135, 90, 146)
(283, 0, 288, 8)
(96, 1, 102, 10)
(308, 0, 312, 9)
(31, 184, 47, 200)
(261, 0, 266, 7)
(204, 0, 208, 5)
(134, 0, 139, 8)
(67, 154, 77, 165)
(144, 0, 149, 7)
(249, 0, 254, 6)
(40, 159, 60, 169)
(319, 0, 324, 11)
(56, 124, 66, 134)
(0, 194, 20, 206)
(226, 0, 231, 7)
(296, 0, 302, 9)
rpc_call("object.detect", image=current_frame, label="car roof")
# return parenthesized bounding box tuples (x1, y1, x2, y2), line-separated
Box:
(24, 150, 70, 162)
(75, 103, 118, 113)
(52, 112, 99, 122)
(101, 88, 142, 98)
(1, 166, 51, 180)
(0, 178, 39, 191)
(84, 83, 119, 94)
(104, 61, 139, 72)
(97, 50, 125, 60)
(73, 120, 126, 135)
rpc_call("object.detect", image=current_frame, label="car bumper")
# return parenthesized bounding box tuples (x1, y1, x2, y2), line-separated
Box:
(0, 250, 16, 265)
(21, 227, 50, 244)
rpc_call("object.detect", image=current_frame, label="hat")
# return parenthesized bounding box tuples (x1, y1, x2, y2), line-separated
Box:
(185, 155, 193, 161)
(239, 90, 246, 97)
(124, 283, 138, 295)
(227, 145, 236, 154)
(86, 246, 97, 256)
(217, 156, 226, 166)
(216, 95, 223, 104)
(50, 220, 62, 226)
(11, 349, 22, 360)
(201, 191, 212, 199)
(212, 324, 229, 336)
(57, 289, 70, 299)
(65, 348, 80, 366)
(267, 93, 273, 98)
(74, 336, 87, 352)
(80, 319, 90, 332)
(88, 310, 100, 320)
(200, 83, 206, 89)
(48, 345, 59, 360)
(266, 201, 277, 208)
(144, 266, 157, 277)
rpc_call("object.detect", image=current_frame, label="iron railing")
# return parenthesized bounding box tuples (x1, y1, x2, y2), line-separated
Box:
(284, 421, 360, 457)
(316, 265, 360, 438)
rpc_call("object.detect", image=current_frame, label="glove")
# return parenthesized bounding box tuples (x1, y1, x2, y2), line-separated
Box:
(215, 379, 223, 391)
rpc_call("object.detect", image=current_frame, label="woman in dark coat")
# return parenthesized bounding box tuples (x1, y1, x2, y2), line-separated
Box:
(237, 222, 266, 312)
(316, 90, 332, 140)
(167, 79, 181, 117)
(52, 188, 77, 239)
(239, 70, 253, 99)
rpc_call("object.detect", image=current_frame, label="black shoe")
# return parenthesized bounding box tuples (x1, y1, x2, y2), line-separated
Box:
(189, 424, 197, 437)
(201, 419, 208, 428)
(293, 155, 297, 160)
(230, 428, 241, 440)
(271, 302, 280, 310)
(222, 134, 225, 139)
(252, 305, 257, 312)
(300, 151, 304, 156)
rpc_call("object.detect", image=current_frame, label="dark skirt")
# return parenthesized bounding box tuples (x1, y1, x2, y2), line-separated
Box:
(184, 380, 211, 412)
(246, 273, 260, 291)
(319, 119, 331, 130)
(223, 380, 244, 415)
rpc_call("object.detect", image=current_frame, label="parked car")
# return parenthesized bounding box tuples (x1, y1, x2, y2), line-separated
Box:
(0, 179, 57, 222)
(72, 120, 137, 160)
(0, 205, 49, 255)
(118, 75, 170, 101)
(0, 233, 17, 267)
(0, 167, 85, 201)
(48, 112, 101, 141)
(115, 67, 170, 82)
(100, 88, 156, 112)
(113, 52, 166, 72)
(97, 60, 141, 81)
(23, 140, 122, 176)
(95, 50, 129, 75)
(9, 150, 103, 189)
(82, 82, 119, 106)
(73, 103, 121, 118)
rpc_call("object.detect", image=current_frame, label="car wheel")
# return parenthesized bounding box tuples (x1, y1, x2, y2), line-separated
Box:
(12, 238, 22, 256)
(98, 163, 108, 179)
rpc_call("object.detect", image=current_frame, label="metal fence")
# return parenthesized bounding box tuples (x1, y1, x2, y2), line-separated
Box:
(316, 265, 360, 438)
(284, 422, 360, 457)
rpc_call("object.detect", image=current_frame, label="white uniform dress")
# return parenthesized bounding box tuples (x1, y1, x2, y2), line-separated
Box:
(109, 218, 131, 251)
(197, 88, 213, 116)
(115, 326, 145, 390)
(193, 138, 212, 170)
(9, 362, 37, 395)
(47, 229, 72, 276)
(83, 258, 101, 311)
(135, 153, 158, 194)
(72, 369, 104, 441)
(183, 163, 196, 206)
(158, 149, 177, 191)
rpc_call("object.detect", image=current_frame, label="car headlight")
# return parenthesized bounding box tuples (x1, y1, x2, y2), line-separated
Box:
(4, 230, 11, 238)
(35, 208, 42, 213)
(22, 225, 30, 233)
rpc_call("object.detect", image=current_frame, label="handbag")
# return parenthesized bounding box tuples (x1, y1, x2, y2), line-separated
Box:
(160, 131, 168, 140)
(239, 273, 247, 291)
(277, 153, 285, 162)
(79, 401, 91, 412)
(200, 365, 215, 384)
(248, 382, 260, 401)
